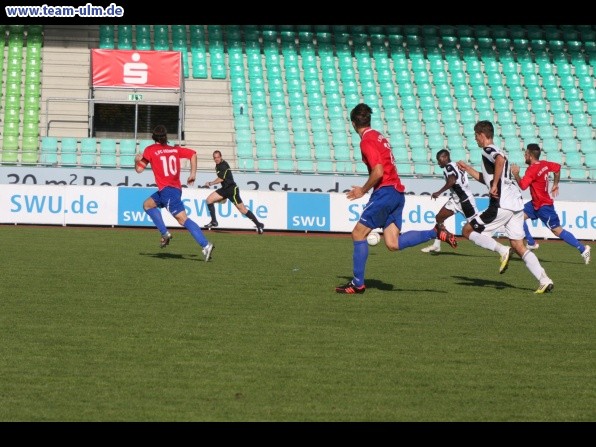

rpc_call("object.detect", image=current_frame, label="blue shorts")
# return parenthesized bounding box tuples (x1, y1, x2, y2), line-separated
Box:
(359, 186, 405, 231)
(151, 186, 185, 216)
(523, 201, 561, 230)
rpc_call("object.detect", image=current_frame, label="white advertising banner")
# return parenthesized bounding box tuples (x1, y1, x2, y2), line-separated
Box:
(0, 185, 595, 240)
(0, 184, 117, 225)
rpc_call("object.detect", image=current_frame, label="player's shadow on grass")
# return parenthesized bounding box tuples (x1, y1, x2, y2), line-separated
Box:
(424, 251, 476, 257)
(336, 276, 440, 293)
(140, 252, 200, 261)
(452, 275, 514, 290)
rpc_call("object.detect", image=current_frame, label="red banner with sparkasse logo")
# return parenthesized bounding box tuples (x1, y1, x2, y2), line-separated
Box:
(91, 49, 181, 89)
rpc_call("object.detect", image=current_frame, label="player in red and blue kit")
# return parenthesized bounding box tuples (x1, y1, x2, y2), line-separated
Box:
(511, 143, 590, 265)
(335, 104, 458, 294)
(135, 125, 214, 262)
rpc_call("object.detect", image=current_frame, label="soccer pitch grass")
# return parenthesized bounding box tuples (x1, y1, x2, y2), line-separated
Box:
(1, 225, 594, 422)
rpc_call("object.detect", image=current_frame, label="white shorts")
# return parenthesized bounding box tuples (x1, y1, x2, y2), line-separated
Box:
(444, 197, 479, 222)
(477, 208, 526, 240)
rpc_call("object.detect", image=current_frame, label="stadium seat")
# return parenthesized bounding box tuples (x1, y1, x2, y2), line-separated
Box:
(546, 150, 564, 164)
(99, 139, 117, 167)
(119, 139, 137, 168)
(567, 167, 587, 180)
(40, 136, 58, 165)
(564, 151, 583, 168)
(79, 138, 97, 166)
(584, 153, 596, 168)
(99, 24, 115, 49)
(60, 137, 79, 166)
(117, 25, 133, 50)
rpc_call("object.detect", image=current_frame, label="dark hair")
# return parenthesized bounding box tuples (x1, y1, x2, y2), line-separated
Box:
(213, 150, 222, 157)
(474, 120, 494, 139)
(526, 143, 541, 159)
(436, 149, 450, 160)
(350, 103, 372, 128)
(152, 125, 168, 144)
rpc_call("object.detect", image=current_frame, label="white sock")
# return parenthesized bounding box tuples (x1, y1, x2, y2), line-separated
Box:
(433, 239, 441, 249)
(522, 250, 548, 281)
(469, 232, 507, 254)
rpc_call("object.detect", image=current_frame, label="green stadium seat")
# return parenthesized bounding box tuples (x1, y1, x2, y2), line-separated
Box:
(99, 138, 117, 167)
(518, 124, 536, 141)
(235, 129, 252, 144)
(500, 123, 518, 139)
(59, 137, 79, 166)
(547, 149, 564, 164)
(560, 138, 579, 155)
(515, 109, 533, 125)
(557, 125, 575, 140)
(540, 137, 558, 153)
(564, 151, 583, 168)
(504, 137, 524, 155)
(584, 153, 596, 168)
(99, 24, 115, 49)
(20, 137, 39, 163)
(39, 136, 58, 165)
(119, 139, 137, 168)
(117, 25, 133, 50)
(575, 125, 593, 142)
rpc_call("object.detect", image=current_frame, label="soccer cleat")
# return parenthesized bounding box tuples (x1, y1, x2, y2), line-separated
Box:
(499, 247, 513, 274)
(435, 224, 457, 249)
(582, 245, 591, 265)
(526, 243, 540, 250)
(202, 242, 214, 262)
(160, 232, 173, 248)
(204, 221, 218, 230)
(421, 244, 441, 253)
(335, 280, 366, 294)
(535, 281, 554, 294)
(256, 223, 265, 235)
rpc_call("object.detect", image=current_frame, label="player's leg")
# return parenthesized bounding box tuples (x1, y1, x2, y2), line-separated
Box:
(335, 220, 369, 294)
(421, 206, 454, 253)
(171, 197, 214, 260)
(543, 206, 587, 260)
(523, 202, 539, 249)
(204, 190, 225, 228)
(235, 190, 264, 234)
(463, 207, 513, 272)
(506, 211, 553, 292)
(143, 192, 171, 246)
(386, 191, 453, 250)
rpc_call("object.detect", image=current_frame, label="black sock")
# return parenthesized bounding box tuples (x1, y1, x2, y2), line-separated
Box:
(245, 210, 260, 226)
(208, 204, 217, 222)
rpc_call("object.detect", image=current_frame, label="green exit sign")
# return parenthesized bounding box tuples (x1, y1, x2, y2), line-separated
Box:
(128, 94, 143, 101)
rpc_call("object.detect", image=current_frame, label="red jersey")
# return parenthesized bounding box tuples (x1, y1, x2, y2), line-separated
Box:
(359, 127, 405, 192)
(142, 143, 196, 190)
(517, 160, 561, 210)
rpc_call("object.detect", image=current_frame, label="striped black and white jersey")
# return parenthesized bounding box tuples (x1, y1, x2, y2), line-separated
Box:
(442, 160, 478, 219)
(479, 144, 524, 212)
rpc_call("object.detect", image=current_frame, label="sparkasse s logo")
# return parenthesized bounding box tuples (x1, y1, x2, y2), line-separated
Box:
(91, 49, 181, 89)
(123, 53, 148, 84)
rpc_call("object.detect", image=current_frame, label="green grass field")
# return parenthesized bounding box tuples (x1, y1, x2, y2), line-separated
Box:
(1, 225, 594, 422)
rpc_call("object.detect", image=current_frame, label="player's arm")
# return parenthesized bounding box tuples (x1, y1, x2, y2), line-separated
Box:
(457, 161, 483, 183)
(347, 163, 383, 200)
(135, 153, 148, 173)
(431, 175, 456, 199)
(510, 163, 526, 189)
(187, 152, 197, 185)
(551, 169, 561, 197)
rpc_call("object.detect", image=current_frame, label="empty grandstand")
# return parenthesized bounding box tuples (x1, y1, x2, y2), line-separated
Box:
(0, 24, 594, 180)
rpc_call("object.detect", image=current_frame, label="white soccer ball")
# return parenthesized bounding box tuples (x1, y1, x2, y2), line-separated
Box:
(367, 232, 381, 246)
